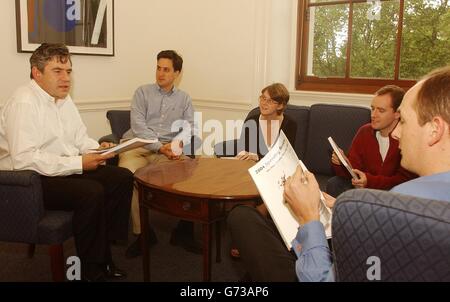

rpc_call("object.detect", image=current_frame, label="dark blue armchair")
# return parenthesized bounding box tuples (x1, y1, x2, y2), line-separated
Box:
(99, 110, 131, 145)
(332, 189, 450, 281)
(0, 170, 73, 281)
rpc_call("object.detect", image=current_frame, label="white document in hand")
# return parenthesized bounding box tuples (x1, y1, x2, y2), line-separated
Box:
(328, 137, 359, 180)
(248, 131, 332, 250)
(90, 137, 158, 155)
(298, 160, 332, 238)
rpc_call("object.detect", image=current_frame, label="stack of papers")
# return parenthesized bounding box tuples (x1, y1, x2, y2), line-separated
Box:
(248, 131, 332, 250)
(89, 137, 158, 155)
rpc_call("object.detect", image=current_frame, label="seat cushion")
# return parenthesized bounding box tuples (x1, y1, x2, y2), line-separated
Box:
(37, 211, 73, 244)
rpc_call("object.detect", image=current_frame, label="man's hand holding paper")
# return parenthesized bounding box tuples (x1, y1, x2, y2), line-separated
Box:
(351, 169, 368, 188)
(284, 166, 321, 224)
(99, 142, 117, 150)
(331, 147, 348, 166)
(82, 152, 115, 171)
(322, 191, 336, 209)
(328, 137, 359, 180)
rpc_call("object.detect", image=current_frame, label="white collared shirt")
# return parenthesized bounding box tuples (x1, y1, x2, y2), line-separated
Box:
(376, 131, 390, 162)
(0, 80, 99, 176)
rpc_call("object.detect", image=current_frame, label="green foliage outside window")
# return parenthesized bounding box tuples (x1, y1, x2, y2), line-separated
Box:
(307, 0, 449, 81)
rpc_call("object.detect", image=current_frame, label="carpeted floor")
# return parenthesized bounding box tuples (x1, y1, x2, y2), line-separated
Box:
(0, 211, 246, 282)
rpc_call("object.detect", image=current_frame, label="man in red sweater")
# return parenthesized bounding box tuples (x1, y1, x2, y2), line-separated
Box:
(326, 85, 416, 197)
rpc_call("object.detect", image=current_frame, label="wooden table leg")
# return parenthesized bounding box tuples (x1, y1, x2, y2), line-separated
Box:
(49, 244, 65, 282)
(139, 185, 150, 282)
(202, 223, 212, 281)
(215, 220, 221, 263)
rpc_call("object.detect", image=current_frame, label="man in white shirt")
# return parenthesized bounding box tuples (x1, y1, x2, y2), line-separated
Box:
(0, 43, 133, 281)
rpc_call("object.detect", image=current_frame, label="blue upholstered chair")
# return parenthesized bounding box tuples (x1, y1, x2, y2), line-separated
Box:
(213, 104, 310, 159)
(303, 103, 371, 189)
(0, 170, 73, 282)
(99, 110, 131, 144)
(214, 103, 371, 190)
(332, 189, 450, 281)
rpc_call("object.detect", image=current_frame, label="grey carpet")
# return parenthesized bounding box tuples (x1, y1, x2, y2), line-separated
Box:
(0, 211, 246, 282)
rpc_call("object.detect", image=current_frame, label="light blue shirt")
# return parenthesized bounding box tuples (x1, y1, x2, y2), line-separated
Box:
(292, 221, 334, 282)
(390, 171, 450, 201)
(124, 83, 197, 152)
(294, 170, 450, 282)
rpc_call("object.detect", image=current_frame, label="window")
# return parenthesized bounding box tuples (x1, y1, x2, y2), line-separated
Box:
(296, 0, 450, 93)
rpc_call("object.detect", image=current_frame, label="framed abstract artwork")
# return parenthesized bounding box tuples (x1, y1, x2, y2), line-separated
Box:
(15, 0, 114, 56)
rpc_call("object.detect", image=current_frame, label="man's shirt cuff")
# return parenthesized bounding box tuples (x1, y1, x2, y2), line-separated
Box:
(292, 221, 328, 258)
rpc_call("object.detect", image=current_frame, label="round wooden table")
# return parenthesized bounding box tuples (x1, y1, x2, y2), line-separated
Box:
(134, 157, 259, 281)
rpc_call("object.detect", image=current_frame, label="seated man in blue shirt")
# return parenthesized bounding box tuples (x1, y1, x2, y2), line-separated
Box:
(227, 66, 450, 281)
(119, 50, 200, 258)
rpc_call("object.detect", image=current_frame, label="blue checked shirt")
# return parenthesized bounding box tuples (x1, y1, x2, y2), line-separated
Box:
(124, 84, 197, 152)
(293, 171, 450, 282)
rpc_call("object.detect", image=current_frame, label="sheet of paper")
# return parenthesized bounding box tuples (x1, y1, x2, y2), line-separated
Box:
(89, 137, 158, 155)
(248, 131, 332, 250)
(328, 137, 359, 180)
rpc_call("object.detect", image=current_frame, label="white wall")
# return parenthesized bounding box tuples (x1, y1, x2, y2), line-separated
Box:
(0, 0, 371, 149)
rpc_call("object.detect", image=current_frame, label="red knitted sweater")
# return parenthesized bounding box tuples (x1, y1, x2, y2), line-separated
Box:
(332, 123, 416, 189)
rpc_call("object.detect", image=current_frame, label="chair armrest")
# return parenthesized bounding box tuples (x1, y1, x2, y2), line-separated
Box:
(0, 170, 44, 243)
(214, 139, 238, 158)
(0, 170, 39, 186)
(332, 189, 450, 281)
(98, 134, 120, 144)
(98, 135, 120, 165)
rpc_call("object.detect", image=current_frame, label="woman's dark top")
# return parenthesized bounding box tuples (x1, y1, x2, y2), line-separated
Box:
(238, 112, 297, 159)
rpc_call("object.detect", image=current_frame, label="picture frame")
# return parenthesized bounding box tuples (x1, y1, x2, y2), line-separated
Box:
(15, 0, 114, 56)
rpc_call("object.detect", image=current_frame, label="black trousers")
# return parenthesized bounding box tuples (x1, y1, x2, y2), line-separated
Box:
(41, 165, 133, 265)
(325, 176, 353, 198)
(227, 205, 298, 282)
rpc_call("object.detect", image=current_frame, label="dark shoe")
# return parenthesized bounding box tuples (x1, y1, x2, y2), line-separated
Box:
(104, 262, 127, 280)
(169, 230, 203, 255)
(81, 263, 106, 282)
(81, 272, 106, 282)
(238, 272, 252, 282)
(125, 237, 141, 259)
(110, 239, 128, 246)
(125, 229, 158, 259)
